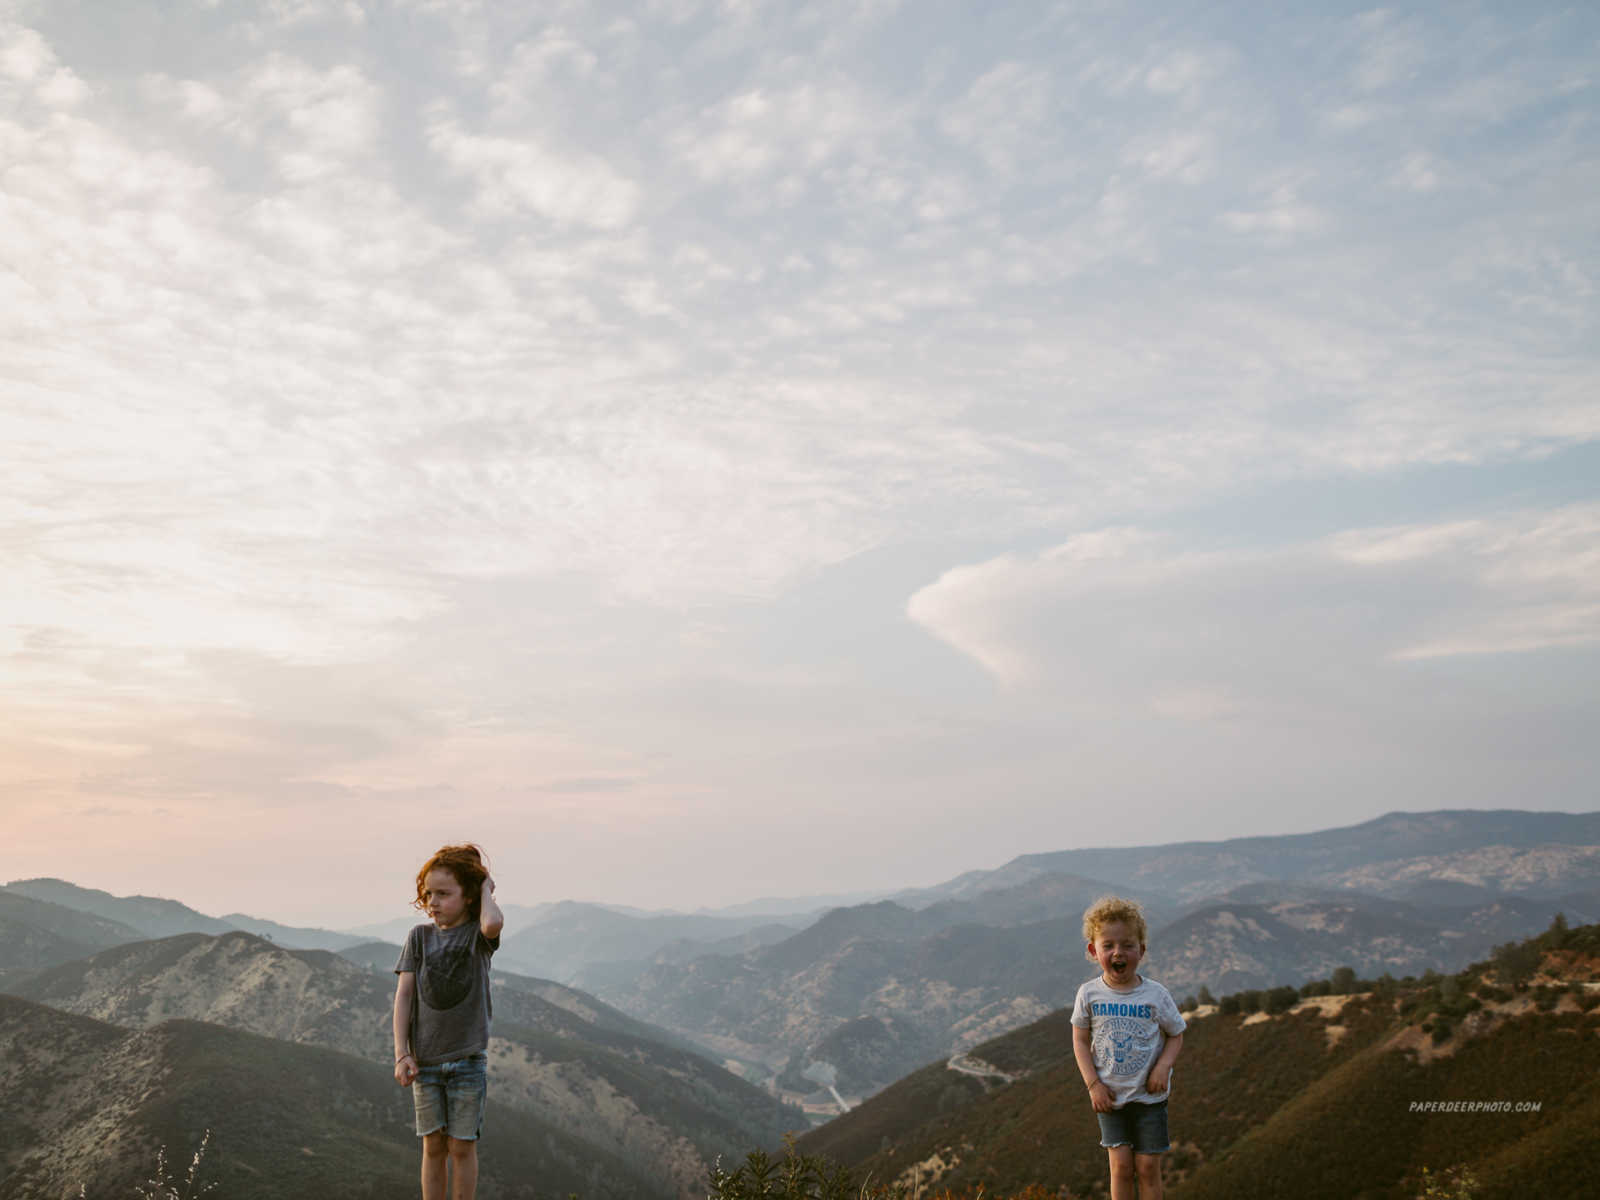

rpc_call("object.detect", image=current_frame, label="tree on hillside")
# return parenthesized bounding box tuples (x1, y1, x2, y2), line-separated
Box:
(1548, 911, 1571, 948)
(1491, 938, 1543, 987)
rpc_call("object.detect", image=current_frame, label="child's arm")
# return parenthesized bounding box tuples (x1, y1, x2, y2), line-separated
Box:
(480, 873, 504, 941)
(1146, 1032, 1183, 1094)
(393, 971, 417, 1086)
(1073, 1024, 1114, 1113)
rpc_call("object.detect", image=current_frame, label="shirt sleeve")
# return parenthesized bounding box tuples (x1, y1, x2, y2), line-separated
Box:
(394, 926, 420, 974)
(477, 928, 499, 955)
(1070, 982, 1091, 1027)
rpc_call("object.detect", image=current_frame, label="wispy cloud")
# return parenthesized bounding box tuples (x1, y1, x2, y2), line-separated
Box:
(908, 505, 1600, 698)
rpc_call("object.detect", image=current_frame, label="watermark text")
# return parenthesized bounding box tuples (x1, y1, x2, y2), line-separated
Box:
(1409, 1100, 1541, 1113)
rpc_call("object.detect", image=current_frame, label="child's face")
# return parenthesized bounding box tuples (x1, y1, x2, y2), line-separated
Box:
(1087, 919, 1144, 987)
(423, 868, 469, 929)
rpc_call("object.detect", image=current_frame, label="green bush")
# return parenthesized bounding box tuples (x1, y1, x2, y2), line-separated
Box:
(1417, 1163, 1480, 1198)
(1264, 986, 1299, 1015)
(1491, 939, 1543, 987)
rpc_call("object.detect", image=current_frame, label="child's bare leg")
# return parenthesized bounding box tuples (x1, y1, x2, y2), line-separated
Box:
(1107, 1145, 1136, 1200)
(447, 1137, 478, 1200)
(1135, 1152, 1163, 1199)
(421, 1131, 448, 1200)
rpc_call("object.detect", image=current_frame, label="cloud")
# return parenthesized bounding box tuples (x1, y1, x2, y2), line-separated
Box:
(1329, 507, 1600, 659)
(676, 81, 875, 184)
(938, 62, 1052, 177)
(907, 506, 1600, 701)
(424, 106, 640, 228)
(1220, 182, 1329, 238)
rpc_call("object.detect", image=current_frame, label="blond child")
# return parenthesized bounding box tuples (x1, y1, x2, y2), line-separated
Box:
(393, 844, 504, 1200)
(1071, 896, 1186, 1200)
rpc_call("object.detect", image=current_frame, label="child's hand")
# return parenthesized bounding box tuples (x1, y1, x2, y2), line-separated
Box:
(395, 1054, 418, 1087)
(1087, 1080, 1114, 1113)
(1146, 1063, 1171, 1094)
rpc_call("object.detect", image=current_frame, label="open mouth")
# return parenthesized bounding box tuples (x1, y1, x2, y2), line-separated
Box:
(1110, 959, 1128, 972)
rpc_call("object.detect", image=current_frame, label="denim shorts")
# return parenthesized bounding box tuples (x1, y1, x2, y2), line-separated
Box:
(1096, 1099, 1169, 1154)
(412, 1052, 488, 1140)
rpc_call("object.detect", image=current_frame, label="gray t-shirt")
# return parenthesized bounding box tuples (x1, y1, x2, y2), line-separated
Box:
(1071, 974, 1187, 1107)
(395, 921, 498, 1066)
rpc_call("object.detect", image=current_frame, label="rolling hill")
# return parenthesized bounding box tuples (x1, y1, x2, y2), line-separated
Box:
(0, 890, 145, 971)
(794, 919, 1600, 1199)
(0, 993, 660, 1200)
(0, 929, 800, 1198)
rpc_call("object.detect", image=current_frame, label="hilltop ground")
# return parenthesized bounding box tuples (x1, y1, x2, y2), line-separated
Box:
(793, 917, 1600, 1199)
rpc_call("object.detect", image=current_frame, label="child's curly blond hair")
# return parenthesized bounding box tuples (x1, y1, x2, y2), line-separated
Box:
(1082, 895, 1148, 945)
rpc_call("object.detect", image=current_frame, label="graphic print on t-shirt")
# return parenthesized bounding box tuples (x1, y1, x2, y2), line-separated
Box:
(1094, 1014, 1154, 1078)
(419, 933, 474, 1010)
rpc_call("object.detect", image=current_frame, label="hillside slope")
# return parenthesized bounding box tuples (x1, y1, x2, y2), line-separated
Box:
(2, 930, 799, 1198)
(797, 920, 1600, 1199)
(0, 994, 660, 1200)
(0, 891, 145, 971)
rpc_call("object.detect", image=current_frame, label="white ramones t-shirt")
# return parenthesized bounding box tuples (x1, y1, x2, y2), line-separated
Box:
(1070, 975, 1187, 1107)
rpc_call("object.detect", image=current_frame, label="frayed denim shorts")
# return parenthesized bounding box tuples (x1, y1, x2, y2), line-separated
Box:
(412, 1051, 488, 1140)
(1096, 1099, 1169, 1154)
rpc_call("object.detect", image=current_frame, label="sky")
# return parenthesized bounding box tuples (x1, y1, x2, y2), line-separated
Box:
(2, 0, 1597, 928)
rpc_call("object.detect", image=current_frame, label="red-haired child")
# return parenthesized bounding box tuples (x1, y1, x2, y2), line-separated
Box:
(393, 844, 504, 1200)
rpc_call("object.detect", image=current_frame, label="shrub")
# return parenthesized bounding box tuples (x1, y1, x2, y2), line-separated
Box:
(709, 1138, 885, 1200)
(1417, 1163, 1480, 1198)
(1264, 986, 1298, 1015)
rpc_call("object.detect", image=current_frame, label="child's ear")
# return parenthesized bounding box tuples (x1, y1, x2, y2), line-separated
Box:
(1085, 941, 1098, 961)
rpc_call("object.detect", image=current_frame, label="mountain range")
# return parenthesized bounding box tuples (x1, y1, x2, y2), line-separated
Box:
(562, 811, 1600, 1103)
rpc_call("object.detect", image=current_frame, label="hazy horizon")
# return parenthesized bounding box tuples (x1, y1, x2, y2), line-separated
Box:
(4, 1, 1597, 927)
(10, 801, 1598, 930)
